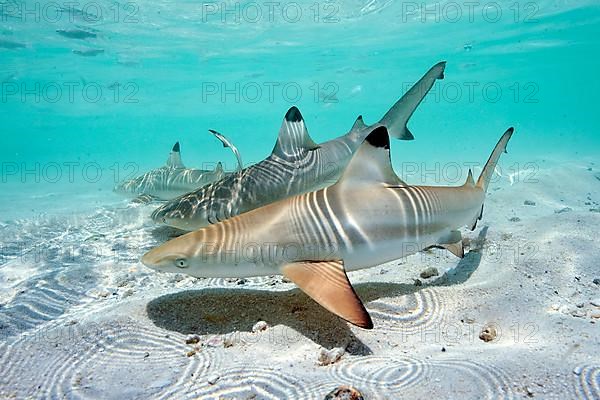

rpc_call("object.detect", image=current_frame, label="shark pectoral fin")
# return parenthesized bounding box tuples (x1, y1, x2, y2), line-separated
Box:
(271, 106, 319, 159)
(281, 260, 373, 329)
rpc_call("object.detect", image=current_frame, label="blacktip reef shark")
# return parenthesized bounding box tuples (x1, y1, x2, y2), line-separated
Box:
(151, 61, 447, 230)
(114, 142, 227, 201)
(142, 124, 515, 328)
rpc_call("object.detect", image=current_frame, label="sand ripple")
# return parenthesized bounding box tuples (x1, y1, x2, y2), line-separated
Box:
(175, 365, 325, 399)
(328, 356, 515, 399)
(368, 287, 445, 334)
(0, 317, 221, 399)
(573, 365, 600, 399)
(328, 355, 428, 395)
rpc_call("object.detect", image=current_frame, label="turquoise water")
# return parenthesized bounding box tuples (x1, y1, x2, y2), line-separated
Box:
(1, 1, 600, 398)
(2, 0, 599, 218)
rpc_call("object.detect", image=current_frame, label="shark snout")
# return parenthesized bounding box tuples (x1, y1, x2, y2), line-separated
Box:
(141, 247, 162, 270)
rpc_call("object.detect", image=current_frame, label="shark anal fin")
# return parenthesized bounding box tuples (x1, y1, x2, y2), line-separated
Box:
(281, 260, 373, 329)
(425, 230, 465, 258)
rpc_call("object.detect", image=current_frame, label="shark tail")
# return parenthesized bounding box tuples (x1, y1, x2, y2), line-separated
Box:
(476, 127, 515, 193)
(378, 61, 446, 140)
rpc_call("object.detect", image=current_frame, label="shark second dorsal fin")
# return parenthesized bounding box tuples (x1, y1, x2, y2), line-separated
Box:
(166, 142, 185, 169)
(465, 169, 475, 186)
(214, 162, 224, 173)
(351, 115, 367, 131)
(337, 126, 406, 187)
(271, 106, 319, 159)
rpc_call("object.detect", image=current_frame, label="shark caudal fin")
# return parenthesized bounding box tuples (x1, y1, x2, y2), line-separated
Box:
(208, 129, 244, 171)
(378, 61, 446, 140)
(166, 142, 185, 168)
(476, 127, 515, 193)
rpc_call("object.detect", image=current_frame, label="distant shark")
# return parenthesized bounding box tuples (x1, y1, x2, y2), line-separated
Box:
(151, 61, 447, 230)
(114, 142, 227, 201)
(142, 125, 515, 329)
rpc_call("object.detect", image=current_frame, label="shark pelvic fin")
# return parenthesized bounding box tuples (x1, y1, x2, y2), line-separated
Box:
(166, 142, 185, 169)
(426, 231, 465, 258)
(337, 126, 406, 187)
(271, 106, 319, 159)
(379, 61, 446, 140)
(442, 241, 465, 258)
(281, 260, 373, 329)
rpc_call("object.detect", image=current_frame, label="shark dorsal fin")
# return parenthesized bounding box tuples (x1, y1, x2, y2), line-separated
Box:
(271, 106, 319, 159)
(166, 142, 185, 168)
(351, 115, 367, 131)
(337, 126, 406, 187)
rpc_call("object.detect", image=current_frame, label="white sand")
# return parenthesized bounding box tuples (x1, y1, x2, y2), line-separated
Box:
(1, 161, 599, 399)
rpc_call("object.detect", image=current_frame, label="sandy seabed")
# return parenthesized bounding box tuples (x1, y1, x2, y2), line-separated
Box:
(0, 161, 599, 399)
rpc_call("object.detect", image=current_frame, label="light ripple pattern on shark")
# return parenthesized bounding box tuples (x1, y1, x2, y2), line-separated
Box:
(151, 61, 447, 230)
(113, 141, 228, 201)
(142, 123, 515, 329)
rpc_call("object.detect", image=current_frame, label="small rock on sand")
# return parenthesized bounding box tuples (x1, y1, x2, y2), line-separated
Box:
(554, 207, 572, 214)
(318, 347, 345, 366)
(205, 336, 224, 347)
(590, 298, 600, 307)
(420, 267, 439, 279)
(252, 320, 268, 333)
(185, 335, 201, 345)
(509, 216, 521, 222)
(594, 278, 600, 285)
(324, 385, 364, 400)
(524, 200, 536, 206)
(479, 325, 498, 342)
(207, 374, 220, 385)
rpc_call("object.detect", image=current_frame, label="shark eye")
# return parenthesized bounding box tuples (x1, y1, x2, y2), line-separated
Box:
(175, 258, 188, 268)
